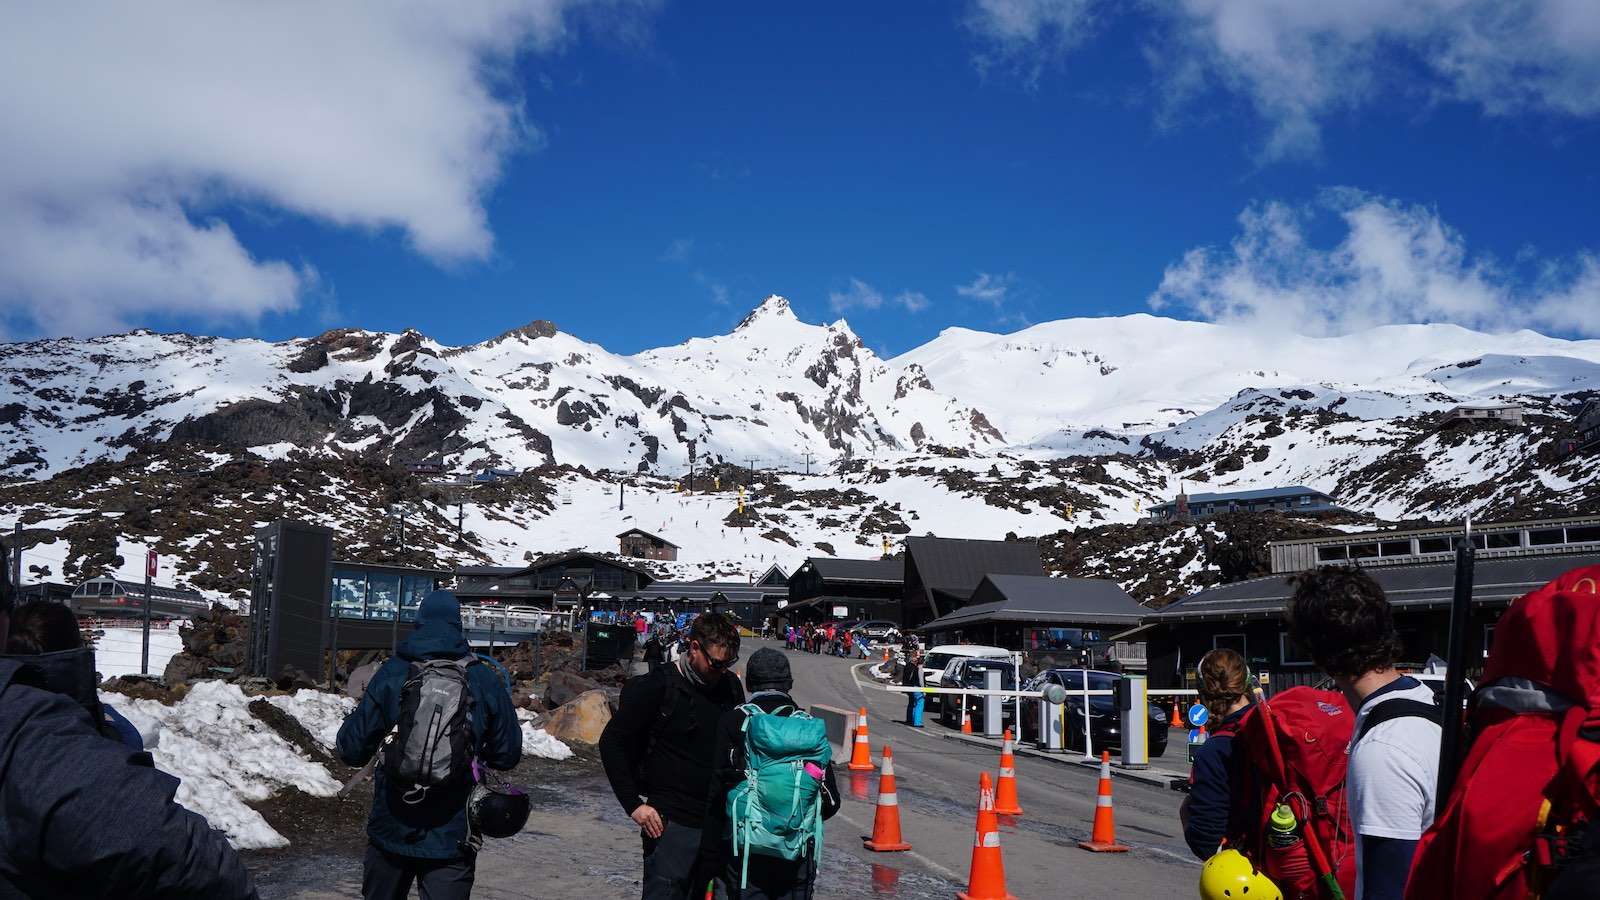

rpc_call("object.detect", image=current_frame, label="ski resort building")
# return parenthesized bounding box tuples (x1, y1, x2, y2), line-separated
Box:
(1436, 402, 1525, 428)
(617, 528, 679, 561)
(1135, 515, 1600, 692)
(783, 557, 905, 628)
(1145, 486, 1343, 523)
(901, 536, 1046, 628)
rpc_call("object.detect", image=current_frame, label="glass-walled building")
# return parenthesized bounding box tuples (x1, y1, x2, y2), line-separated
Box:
(332, 562, 447, 623)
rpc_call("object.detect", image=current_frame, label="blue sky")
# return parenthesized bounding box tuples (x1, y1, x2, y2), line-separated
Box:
(1, 1, 1597, 356)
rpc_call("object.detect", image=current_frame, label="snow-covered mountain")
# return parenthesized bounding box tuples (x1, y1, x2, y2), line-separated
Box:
(3, 296, 1598, 606)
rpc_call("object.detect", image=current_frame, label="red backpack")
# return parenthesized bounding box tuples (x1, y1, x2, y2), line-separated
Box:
(1225, 686, 1358, 900)
(1405, 565, 1600, 900)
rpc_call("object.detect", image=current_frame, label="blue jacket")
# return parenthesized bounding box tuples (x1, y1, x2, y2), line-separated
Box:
(336, 591, 522, 859)
(1184, 704, 1252, 860)
(0, 659, 256, 898)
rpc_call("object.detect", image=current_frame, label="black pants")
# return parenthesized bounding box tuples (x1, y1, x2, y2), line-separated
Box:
(362, 844, 476, 900)
(724, 852, 816, 900)
(642, 819, 703, 900)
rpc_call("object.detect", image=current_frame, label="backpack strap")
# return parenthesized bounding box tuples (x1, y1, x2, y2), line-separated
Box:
(1356, 698, 1442, 743)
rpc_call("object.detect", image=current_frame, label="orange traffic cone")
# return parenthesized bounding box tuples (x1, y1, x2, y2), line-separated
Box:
(1169, 703, 1183, 729)
(961, 699, 973, 735)
(993, 728, 1023, 816)
(849, 707, 876, 771)
(862, 746, 913, 851)
(957, 772, 1017, 900)
(1078, 750, 1130, 852)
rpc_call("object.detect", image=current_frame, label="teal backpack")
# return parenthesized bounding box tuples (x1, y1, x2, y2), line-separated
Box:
(725, 700, 833, 887)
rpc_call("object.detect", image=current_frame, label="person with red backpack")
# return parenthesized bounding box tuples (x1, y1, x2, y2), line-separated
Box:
(1406, 564, 1600, 900)
(1287, 566, 1441, 900)
(1182, 648, 1256, 860)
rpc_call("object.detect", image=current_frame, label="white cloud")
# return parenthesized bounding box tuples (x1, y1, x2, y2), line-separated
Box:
(829, 279, 930, 315)
(963, 0, 1097, 81)
(896, 291, 932, 313)
(965, 0, 1600, 157)
(956, 272, 1015, 308)
(0, 0, 660, 338)
(1148, 189, 1600, 337)
(660, 238, 695, 263)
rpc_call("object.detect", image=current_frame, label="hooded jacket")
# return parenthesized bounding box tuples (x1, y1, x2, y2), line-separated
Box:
(0, 647, 143, 749)
(336, 590, 523, 859)
(0, 658, 256, 898)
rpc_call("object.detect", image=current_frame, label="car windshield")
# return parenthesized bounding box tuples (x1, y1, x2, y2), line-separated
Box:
(964, 662, 1016, 689)
(1058, 671, 1118, 693)
(925, 653, 955, 671)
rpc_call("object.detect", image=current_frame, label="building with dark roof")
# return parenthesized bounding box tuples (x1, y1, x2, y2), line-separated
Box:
(1138, 515, 1600, 691)
(453, 553, 656, 610)
(902, 536, 1044, 628)
(784, 557, 904, 628)
(617, 529, 679, 562)
(1146, 486, 1344, 523)
(607, 580, 782, 627)
(918, 574, 1147, 662)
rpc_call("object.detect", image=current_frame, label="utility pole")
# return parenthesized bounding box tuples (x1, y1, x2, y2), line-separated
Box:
(618, 480, 625, 511)
(10, 522, 20, 594)
(801, 451, 815, 476)
(745, 456, 759, 486)
(687, 440, 696, 494)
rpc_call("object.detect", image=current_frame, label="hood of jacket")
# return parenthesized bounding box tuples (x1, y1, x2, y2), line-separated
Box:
(397, 590, 472, 662)
(0, 648, 103, 729)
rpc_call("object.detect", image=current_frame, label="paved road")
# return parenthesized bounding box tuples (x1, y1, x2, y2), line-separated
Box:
(257, 638, 1202, 898)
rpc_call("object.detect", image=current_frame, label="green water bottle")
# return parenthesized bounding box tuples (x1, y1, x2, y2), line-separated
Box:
(1268, 803, 1300, 849)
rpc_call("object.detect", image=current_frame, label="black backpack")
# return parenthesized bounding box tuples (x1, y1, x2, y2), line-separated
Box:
(383, 655, 477, 804)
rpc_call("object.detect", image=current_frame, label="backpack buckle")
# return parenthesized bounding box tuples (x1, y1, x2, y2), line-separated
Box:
(1533, 828, 1580, 869)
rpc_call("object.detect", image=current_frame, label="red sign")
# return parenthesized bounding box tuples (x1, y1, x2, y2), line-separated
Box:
(147, 551, 158, 579)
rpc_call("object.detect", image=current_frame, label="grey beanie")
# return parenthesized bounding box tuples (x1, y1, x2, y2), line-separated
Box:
(744, 647, 793, 693)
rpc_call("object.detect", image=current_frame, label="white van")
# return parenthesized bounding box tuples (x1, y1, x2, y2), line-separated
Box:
(920, 644, 1012, 709)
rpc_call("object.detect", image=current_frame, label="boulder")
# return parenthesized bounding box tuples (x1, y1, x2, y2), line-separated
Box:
(511, 691, 548, 715)
(546, 670, 604, 709)
(541, 690, 611, 745)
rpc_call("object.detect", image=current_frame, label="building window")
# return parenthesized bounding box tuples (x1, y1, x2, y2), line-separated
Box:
(1379, 540, 1411, 557)
(1280, 632, 1314, 666)
(1317, 546, 1347, 563)
(1486, 532, 1521, 550)
(1483, 623, 1496, 658)
(1418, 537, 1451, 554)
(1213, 633, 1245, 654)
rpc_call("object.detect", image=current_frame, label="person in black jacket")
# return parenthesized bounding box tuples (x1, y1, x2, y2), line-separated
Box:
(701, 648, 839, 899)
(600, 612, 744, 899)
(0, 560, 255, 898)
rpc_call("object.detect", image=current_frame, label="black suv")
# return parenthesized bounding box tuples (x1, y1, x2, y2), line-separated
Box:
(938, 658, 1018, 730)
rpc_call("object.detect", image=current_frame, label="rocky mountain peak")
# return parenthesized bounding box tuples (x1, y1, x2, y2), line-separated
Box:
(734, 295, 795, 331)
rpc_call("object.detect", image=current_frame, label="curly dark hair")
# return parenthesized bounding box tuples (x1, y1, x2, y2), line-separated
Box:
(689, 611, 741, 654)
(1285, 565, 1403, 679)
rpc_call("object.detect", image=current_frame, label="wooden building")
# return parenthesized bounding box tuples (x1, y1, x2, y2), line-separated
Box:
(784, 557, 905, 627)
(917, 574, 1148, 669)
(618, 529, 680, 562)
(902, 536, 1045, 628)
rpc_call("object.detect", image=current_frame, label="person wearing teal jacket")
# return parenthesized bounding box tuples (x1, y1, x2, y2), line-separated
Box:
(337, 590, 522, 900)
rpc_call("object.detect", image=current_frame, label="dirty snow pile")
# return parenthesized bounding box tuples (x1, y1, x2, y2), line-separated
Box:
(111, 682, 572, 850)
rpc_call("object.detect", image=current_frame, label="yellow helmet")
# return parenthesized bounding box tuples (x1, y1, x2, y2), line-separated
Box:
(1199, 849, 1282, 900)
